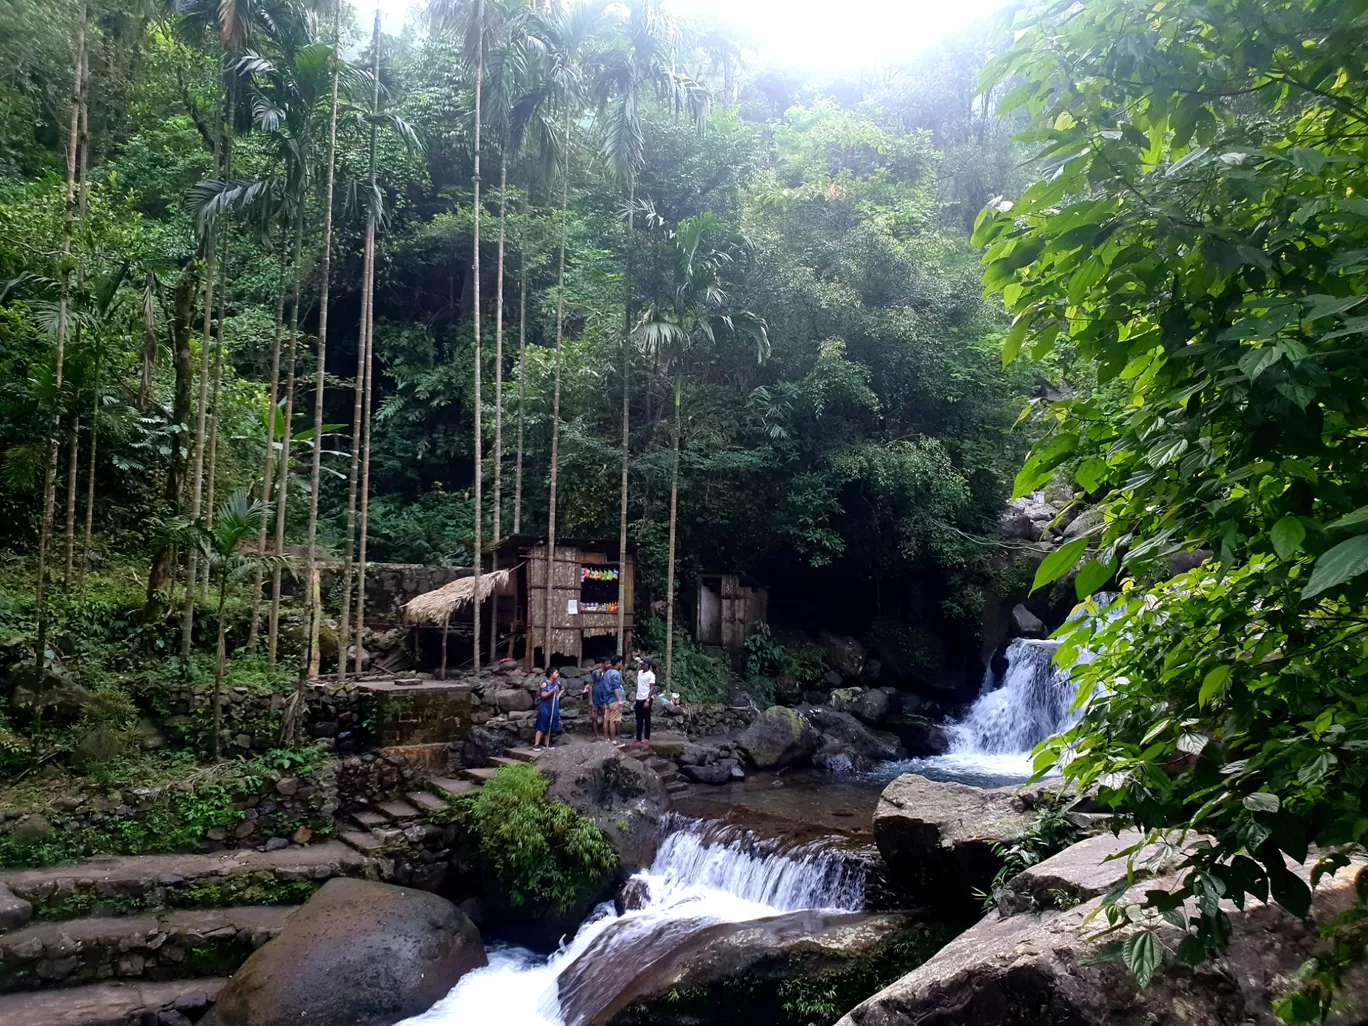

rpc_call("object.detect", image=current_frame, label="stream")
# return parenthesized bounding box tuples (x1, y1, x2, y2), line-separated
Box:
(399, 817, 865, 1026)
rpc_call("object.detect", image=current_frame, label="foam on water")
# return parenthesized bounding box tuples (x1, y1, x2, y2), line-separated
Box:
(398, 817, 864, 1026)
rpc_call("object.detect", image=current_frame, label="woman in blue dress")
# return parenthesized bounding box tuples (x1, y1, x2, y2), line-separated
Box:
(533, 668, 563, 750)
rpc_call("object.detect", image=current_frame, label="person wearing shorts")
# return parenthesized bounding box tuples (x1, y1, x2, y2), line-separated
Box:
(599, 656, 625, 745)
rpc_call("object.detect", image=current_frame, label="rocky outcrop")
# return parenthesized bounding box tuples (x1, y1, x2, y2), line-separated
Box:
(874, 774, 1033, 911)
(538, 744, 668, 870)
(882, 716, 951, 757)
(840, 845, 1368, 1026)
(995, 829, 1148, 916)
(1010, 604, 1046, 638)
(802, 706, 904, 773)
(736, 706, 819, 770)
(559, 910, 909, 1026)
(202, 878, 484, 1026)
(816, 633, 867, 680)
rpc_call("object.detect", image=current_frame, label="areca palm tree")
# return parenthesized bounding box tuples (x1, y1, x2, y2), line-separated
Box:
(634, 213, 767, 686)
(595, 0, 707, 653)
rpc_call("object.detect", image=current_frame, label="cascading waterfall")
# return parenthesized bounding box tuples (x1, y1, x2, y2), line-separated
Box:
(399, 816, 864, 1026)
(946, 638, 1081, 756)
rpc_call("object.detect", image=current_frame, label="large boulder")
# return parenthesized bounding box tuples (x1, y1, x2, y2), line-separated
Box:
(852, 688, 891, 725)
(201, 878, 485, 1026)
(1010, 604, 1047, 638)
(882, 716, 952, 757)
(874, 774, 1033, 911)
(803, 706, 905, 764)
(559, 910, 909, 1026)
(461, 725, 513, 768)
(840, 842, 1368, 1026)
(679, 763, 733, 786)
(736, 706, 819, 769)
(828, 687, 865, 715)
(816, 632, 866, 679)
(537, 744, 668, 870)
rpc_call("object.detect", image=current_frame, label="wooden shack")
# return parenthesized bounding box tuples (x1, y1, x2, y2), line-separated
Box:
(494, 536, 637, 668)
(693, 572, 769, 659)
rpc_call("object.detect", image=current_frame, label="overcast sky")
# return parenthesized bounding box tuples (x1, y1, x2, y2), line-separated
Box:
(371, 0, 1014, 72)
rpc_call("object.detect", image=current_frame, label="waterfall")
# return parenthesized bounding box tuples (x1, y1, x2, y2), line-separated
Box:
(947, 639, 1081, 756)
(399, 817, 864, 1026)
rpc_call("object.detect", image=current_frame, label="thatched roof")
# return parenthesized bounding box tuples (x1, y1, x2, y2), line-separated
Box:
(402, 567, 514, 625)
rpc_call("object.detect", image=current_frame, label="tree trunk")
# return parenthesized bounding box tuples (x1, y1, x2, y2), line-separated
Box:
(338, 216, 373, 683)
(140, 272, 157, 412)
(290, 0, 342, 733)
(181, 82, 223, 663)
(490, 155, 508, 667)
(354, 6, 381, 676)
(471, 31, 484, 676)
(664, 379, 680, 688)
(63, 424, 79, 588)
(202, 224, 230, 601)
(267, 215, 305, 672)
(543, 110, 571, 666)
(34, 11, 87, 669)
(213, 572, 228, 761)
(79, 353, 100, 596)
(147, 269, 198, 607)
(512, 190, 529, 537)
(617, 180, 634, 652)
(248, 228, 288, 652)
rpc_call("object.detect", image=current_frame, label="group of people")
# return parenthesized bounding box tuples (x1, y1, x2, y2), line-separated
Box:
(532, 655, 658, 750)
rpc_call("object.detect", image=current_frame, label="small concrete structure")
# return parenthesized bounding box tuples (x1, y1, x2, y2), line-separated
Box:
(352, 680, 475, 746)
(692, 572, 769, 661)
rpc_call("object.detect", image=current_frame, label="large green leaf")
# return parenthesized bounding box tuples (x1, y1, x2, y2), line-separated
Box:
(1031, 536, 1089, 594)
(1302, 535, 1368, 599)
(1122, 931, 1164, 988)
(1270, 517, 1306, 559)
(1074, 556, 1116, 599)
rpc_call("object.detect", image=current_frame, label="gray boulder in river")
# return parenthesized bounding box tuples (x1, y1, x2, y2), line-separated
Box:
(736, 705, 820, 769)
(201, 877, 485, 1026)
(840, 831, 1368, 1026)
(874, 773, 1033, 911)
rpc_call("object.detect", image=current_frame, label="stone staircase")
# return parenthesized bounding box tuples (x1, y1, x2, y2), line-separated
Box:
(0, 841, 371, 1025)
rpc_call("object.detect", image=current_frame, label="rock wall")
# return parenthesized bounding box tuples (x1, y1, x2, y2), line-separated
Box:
(159, 685, 373, 755)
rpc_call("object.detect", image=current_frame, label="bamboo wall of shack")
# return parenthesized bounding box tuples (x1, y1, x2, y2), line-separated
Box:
(506, 538, 635, 666)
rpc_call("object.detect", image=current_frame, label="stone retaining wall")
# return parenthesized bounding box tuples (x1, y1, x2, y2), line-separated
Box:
(158, 685, 373, 756)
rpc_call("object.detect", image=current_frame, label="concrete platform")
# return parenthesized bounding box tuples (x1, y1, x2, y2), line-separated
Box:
(0, 977, 226, 1026)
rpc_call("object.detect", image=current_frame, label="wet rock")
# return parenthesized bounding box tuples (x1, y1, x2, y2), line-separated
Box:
(736, 706, 819, 770)
(678, 764, 732, 786)
(996, 830, 1149, 916)
(852, 689, 890, 725)
(882, 716, 951, 757)
(0, 884, 33, 931)
(461, 726, 512, 768)
(614, 878, 652, 915)
(812, 741, 860, 774)
(1010, 604, 1047, 638)
(803, 706, 904, 764)
(202, 878, 485, 1026)
(873, 774, 1033, 912)
(828, 687, 865, 715)
(563, 911, 909, 1026)
(840, 849, 1368, 1026)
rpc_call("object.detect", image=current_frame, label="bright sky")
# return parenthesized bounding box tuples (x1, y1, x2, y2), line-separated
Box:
(371, 0, 1015, 72)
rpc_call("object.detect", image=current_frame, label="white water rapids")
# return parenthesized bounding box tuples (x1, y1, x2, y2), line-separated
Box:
(399, 818, 864, 1026)
(887, 636, 1086, 787)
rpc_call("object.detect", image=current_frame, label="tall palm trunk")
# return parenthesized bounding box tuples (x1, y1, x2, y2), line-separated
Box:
(248, 228, 288, 651)
(64, 64, 91, 594)
(148, 270, 197, 607)
(664, 378, 680, 688)
(542, 111, 571, 667)
(290, 0, 342, 725)
(512, 190, 529, 536)
(140, 273, 157, 412)
(338, 219, 373, 683)
(34, 11, 87, 669)
(470, 27, 485, 676)
(353, 7, 381, 676)
(79, 364, 99, 596)
(617, 180, 633, 652)
(202, 86, 235, 602)
(268, 214, 305, 670)
(63, 427, 79, 587)
(489, 155, 508, 666)
(181, 82, 223, 663)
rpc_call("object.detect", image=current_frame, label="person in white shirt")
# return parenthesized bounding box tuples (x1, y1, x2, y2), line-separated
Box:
(633, 659, 656, 744)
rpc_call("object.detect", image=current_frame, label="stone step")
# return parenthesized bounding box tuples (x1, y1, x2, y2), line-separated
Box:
(372, 800, 420, 822)
(406, 791, 449, 814)
(0, 843, 362, 929)
(665, 781, 690, 796)
(459, 767, 500, 784)
(337, 831, 383, 853)
(504, 748, 541, 763)
(0, 906, 294, 994)
(0, 976, 227, 1026)
(487, 756, 523, 770)
(349, 809, 388, 830)
(427, 777, 476, 799)
(646, 757, 676, 774)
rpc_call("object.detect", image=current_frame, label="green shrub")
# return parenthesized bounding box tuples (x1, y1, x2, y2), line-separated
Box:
(637, 617, 732, 703)
(450, 763, 617, 914)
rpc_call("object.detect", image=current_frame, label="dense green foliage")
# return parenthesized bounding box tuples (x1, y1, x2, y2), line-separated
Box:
(976, 0, 1368, 1018)
(442, 762, 617, 913)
